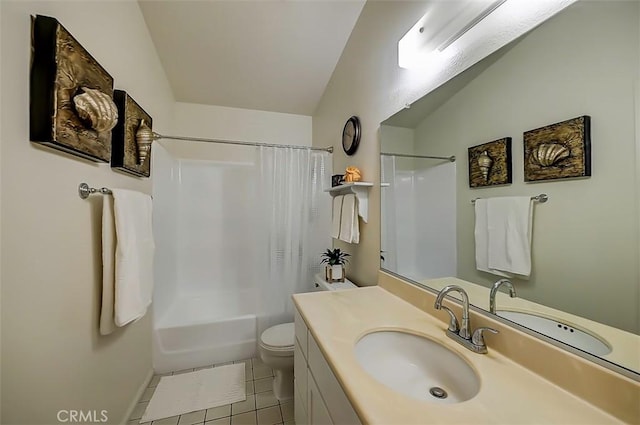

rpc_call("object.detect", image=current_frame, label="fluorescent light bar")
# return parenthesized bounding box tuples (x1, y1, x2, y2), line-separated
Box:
(437, 0, 508, 52)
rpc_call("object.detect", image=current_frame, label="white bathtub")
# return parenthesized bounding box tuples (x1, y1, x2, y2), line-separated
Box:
(152, 290, 258, 373)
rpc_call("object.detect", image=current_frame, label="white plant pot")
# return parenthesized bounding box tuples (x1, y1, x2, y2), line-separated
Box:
(325, 265, 345, 283)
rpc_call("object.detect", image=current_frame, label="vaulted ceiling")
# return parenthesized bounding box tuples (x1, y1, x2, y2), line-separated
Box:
(138, 0, 366, 115)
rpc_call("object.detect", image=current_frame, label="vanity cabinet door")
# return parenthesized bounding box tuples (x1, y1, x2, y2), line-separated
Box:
(308, 369, 333, 425)
(308, 335, 361, 425)
(295, 309, 308, 358)
(294, 340, 308, 423)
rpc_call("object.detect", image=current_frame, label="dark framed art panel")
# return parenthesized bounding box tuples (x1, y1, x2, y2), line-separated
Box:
(468, 137, 512, 188)
(524, 115, 591, 182)
(111, 90, 153, 177)
(30, 15, 116, 162)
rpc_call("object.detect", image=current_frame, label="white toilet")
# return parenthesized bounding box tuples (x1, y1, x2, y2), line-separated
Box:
(259, 273, 356, 400)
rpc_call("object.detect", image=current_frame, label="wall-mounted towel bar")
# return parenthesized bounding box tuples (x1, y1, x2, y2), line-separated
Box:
(78, 182, 112, 199)
(471, 193, 548, 204)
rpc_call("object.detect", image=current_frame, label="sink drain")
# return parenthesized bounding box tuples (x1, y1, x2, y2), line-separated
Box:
(429, 387, 448, 399)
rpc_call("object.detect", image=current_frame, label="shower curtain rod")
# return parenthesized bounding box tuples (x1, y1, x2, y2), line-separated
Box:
(381, 152, 456, 162)
(149, 132, 334, 153)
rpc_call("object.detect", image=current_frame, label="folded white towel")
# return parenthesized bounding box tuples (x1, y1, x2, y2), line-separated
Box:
(100, 195, 117, 335)
(331, 195, 343, 239)
(487, 196, 533, 277)
(112, 189, 155, 327)
(339, 194, 359, 244)
(474, 199, 512, 278)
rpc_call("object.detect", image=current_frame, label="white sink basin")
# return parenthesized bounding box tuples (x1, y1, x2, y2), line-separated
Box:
(354, 330, 480, 403)
(497, 310, 611, 356)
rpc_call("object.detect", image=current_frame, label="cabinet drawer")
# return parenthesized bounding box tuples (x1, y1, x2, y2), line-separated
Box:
(308, 369, 333, 425)
(308, 334, 361, 425)
(294, 308, 308, 360)
(294, 340, 308, 413)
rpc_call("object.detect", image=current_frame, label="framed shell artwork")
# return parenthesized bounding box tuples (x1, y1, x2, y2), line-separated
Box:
(523, 116, 591, 182)
(30, 15, 116, 162)
(111, 90, 153, 177)
(468, 137, 512, 188)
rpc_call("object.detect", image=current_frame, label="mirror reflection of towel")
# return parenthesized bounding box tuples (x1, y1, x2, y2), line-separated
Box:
(475, 197, 533, 278)
(339, 194, 359, 244)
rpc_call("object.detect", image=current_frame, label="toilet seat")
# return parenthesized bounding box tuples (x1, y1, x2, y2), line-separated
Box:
(259, 322, 294, 352)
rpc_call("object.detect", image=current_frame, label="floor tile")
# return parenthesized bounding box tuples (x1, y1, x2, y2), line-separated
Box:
(252, 365, 273, 380)
(206, 418, 231, 425)
(255, 391, 278, 409)
(280, 401, 293, 422)
(245, 367, 254, 381)
(130, 402, 148, 420)
(194, 365, 214, 371)
(127, 421, 140, 425)
(230, 412, 257, 425)
(172, 368, 195, 375)
(206, 405, 231, 421)
(148, 376, 161, 388)
(253, 377, 273, 394)
(178, 410, 206, 425)
(152, 416, 179, 425)
(246, 380, 255, 396)
(256, 406, 282, 425)
(140, 387, 155, 402)
(232, 394, 256, 415)
(251, 357, 265, 369)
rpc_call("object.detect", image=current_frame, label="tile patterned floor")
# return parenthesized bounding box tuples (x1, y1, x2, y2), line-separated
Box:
(128, 358, 295, 425)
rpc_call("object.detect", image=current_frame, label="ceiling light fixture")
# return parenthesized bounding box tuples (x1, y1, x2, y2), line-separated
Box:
(437, 0, 507, 52)
(398, 0, 508, 69)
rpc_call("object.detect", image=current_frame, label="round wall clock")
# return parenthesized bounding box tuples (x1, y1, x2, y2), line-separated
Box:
(342, 116, 361, 156)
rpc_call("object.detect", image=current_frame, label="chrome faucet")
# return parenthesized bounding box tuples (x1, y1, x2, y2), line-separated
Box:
(489, 279, 517, 314)
(434, 284, 498, 354)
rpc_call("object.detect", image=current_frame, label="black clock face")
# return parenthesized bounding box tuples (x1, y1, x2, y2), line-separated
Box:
(342, 116, 361, 156)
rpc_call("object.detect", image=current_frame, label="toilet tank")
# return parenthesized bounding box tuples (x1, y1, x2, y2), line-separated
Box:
(313, 273, 357, 291)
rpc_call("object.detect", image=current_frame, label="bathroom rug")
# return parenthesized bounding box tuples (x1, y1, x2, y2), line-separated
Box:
(140, 363, 246, 422)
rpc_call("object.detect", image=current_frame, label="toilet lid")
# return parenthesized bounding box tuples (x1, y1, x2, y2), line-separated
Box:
(260, 322, 295, 349)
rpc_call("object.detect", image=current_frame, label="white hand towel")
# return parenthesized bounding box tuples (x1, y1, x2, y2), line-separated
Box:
(331, 195, 343, 239)
(474, 199, 512, 278)
(112, 189, 155, 327)
(339, 194, 359, 244)
(100, 195, 117, 335)
(487, 196, 533, 277)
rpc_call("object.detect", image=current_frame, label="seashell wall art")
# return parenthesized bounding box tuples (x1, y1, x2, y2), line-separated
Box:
(468, 137, 512, 188)
(524, 116, 591, 182)
(30, 15, 115, 162)
(111, 90, 153, 177)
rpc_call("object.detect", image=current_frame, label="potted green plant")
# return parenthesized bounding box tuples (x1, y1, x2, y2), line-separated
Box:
(320, 248, 350, 283)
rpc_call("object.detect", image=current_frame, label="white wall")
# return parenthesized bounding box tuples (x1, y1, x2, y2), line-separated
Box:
(413, 1, 639, 333)
(0, 1, 175, 423)
(173, 102, 312, 146)
(312, 0, 573, 286)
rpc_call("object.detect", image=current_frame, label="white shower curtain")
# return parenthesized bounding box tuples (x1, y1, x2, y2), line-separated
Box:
(254, 146, 331, 336)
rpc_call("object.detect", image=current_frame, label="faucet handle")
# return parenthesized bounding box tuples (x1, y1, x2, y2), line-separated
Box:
(471, 327, 499, 347)
(439, 306, 460, 333)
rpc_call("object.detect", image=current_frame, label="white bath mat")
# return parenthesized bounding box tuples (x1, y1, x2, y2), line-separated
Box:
(141, 364, 246, 423)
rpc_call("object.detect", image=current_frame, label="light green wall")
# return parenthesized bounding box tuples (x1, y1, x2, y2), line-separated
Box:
(413, 1, 639, 333)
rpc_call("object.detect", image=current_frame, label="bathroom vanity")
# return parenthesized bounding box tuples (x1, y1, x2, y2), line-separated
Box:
(292, 272, 639, 424)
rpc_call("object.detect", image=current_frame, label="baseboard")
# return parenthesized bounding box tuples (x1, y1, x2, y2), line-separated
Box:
(120, 368, 154, 424)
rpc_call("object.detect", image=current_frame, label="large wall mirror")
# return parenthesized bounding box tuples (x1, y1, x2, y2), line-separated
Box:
(380, 1, 639, 376)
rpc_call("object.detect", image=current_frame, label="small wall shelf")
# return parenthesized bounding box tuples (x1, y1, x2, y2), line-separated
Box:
(325, 182, 373, 223)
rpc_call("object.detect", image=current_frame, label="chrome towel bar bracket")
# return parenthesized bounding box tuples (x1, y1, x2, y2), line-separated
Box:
(78, 182, 113, 199)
